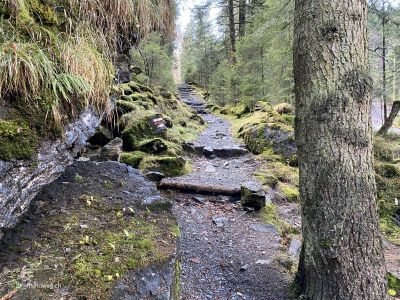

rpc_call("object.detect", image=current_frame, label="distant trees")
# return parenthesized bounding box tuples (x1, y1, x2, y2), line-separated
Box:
(181, 0, 294, 107)
(294, 0, 387, 298)
(369, 0, 400, 133)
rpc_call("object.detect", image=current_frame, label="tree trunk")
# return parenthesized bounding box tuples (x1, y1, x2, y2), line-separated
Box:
(239, 0, 246, 37)
(378, 101, 400, 135)
(293, 0, 388, 299)
(228, 0, 236, 63)
(383, 9, 388, 121)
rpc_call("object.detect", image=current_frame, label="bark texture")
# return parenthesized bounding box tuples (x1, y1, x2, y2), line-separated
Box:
(293, 0, 388, 299)
(239, 0, 247, 37)
(228, 0, 237, 62)
(378, 100, 400, 135)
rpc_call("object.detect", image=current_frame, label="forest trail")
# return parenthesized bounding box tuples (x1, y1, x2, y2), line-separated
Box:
(161, 85, 291, 300)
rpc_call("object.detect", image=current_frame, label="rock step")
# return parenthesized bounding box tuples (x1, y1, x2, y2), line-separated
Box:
(182, 143, 249, 158)
(158, 180, 241, 196)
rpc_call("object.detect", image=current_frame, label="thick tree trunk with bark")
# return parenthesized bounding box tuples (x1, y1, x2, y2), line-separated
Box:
(378, 100, 400, 135)
(293, 0, 388, 299)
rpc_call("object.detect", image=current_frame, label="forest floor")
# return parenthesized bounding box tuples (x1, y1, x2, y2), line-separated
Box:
(161, 85, 295, 300)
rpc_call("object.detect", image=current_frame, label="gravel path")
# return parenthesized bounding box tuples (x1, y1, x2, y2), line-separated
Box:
(166, 85, 291, 300)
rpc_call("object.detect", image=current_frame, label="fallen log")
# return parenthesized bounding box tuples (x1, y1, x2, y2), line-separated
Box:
(158, 180, 241, 196)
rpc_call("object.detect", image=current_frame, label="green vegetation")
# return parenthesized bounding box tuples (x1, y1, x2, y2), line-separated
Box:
(0, 0, 176, 162)
(388, 272, 400, 297)
(262, 203, 298, 238)
(0, 193, 178, 299)
(0, 118, 37, 160)
(374, 134, 400, 245)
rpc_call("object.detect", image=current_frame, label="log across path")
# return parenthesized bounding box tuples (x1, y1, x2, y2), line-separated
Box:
(161, 85, 292, 300)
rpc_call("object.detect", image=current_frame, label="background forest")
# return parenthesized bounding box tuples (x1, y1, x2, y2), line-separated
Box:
(181, 0, 400, 115)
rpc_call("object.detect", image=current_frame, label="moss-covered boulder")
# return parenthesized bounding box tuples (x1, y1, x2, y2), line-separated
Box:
(140, 156, 188, 177)
(233, 103, 296, 160)
(121, 151, 147, 168)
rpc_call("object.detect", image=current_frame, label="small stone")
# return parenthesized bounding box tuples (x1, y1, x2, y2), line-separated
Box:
(288, 238, 302, 258)
(192, 196, 206, 205)
(250, 223, 278, 235)
(240, 264, 250, 271)
(203, 146, 214, 157)
(277, 255, 294, 270)
(255, 259, 272, 265)
(204, 165, 217, 173)
(212, 216, 228, 227)
(145, 171, 165, 182)
(143, 195, 163, 205)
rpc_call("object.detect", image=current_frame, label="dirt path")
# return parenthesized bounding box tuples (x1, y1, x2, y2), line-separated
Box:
(164, 85, 292, 300)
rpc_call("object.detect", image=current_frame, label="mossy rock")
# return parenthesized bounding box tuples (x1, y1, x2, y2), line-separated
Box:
(121, 111, 166, 151)
(139, 138, 169, 154)
(375, 162, 400, 178)
(274, 103, 294, 115)
(278, 183, 299, 202)
(116, 100, 140, 114)
(0, 119, 38, 161)
(140, 156, 187, 177)
(121, 151, 147, 168)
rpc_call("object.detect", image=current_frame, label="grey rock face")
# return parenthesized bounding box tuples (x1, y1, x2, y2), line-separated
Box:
(110, 257, 179, 300)
(0, 108, 100, 239)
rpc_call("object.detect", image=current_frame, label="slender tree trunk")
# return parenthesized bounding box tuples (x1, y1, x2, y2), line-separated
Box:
(228, 0, 236, 63)
(378, 101, 400, 135)
(383, 11, 388, 121)
(293, 0, 387, 299)
(239, 0, 246, 37)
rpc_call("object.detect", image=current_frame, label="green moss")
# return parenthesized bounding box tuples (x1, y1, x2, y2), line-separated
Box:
(116, 100, 141, 113)
(174, 260, 181, 300)
(121, 151, 148, 168)
(274, 102, 294, 115)
(26, 0, 59, 25)
(268, 161, 299, 186)
(254, 171, 279, 188)
(0, 119, 38, 161)
(0, 188, 179, 299)
(278, 183, 299, 202)
(388, 273, 400, 296)
(261, 203, 299, 237)
(380, 217, 400, 245)
(140, 156, 188, 176)
(375, 162, 400, 178)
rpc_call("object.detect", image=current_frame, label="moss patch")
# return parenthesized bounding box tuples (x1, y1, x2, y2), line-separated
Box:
(261, 203, 299, 238)
(0, 118, 38, 161)
(388, 273, 400, 297)
(139, 156, 188, 177)
(121, 151, 148, 168)
(0, 193, 178, 299)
